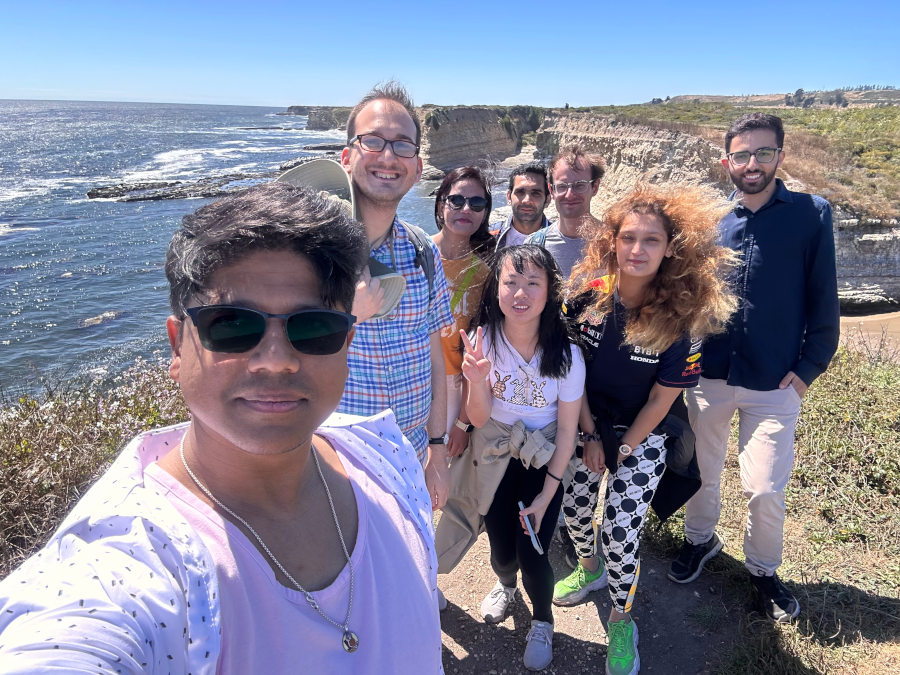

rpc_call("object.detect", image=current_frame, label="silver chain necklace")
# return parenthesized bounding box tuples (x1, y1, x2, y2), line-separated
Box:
(179, 436, 359, 653)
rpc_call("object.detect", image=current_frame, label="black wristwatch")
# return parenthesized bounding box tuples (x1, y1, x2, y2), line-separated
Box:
(429, 434, 449, 445)
(454, 419, 475, 433)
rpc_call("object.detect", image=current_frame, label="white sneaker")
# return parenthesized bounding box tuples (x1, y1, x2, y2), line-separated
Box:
(437, 587, 448, 612)
(523, 619, 553, 671)
(480, 580, 517, 623)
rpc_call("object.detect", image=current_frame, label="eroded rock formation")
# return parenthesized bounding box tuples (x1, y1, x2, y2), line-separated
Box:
(307, 107, 351, 131)
(834, 214, 900, 310)
(530, 111, 898, 309)
(418, 106, 543, 171)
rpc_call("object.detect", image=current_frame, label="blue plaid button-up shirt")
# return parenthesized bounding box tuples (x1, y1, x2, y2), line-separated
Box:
(338, 217, 453, 463)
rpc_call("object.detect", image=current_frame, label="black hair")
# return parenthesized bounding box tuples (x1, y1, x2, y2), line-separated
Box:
(472, 244, 574, 379)
(724, 113, 785, 153)
(434, 166, 495, 261)
(506, 162, 549, 195)
(166, 182, 368, 316)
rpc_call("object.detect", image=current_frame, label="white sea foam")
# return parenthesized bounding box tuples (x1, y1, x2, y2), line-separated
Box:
(0, 176, 99, 203)
(123, 146, 263, 182)
(0, 223, 40, 236)
(80, 310, 122, 328)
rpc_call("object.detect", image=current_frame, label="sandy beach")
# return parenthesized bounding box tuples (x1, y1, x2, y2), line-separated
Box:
(840, 309, 900, 355)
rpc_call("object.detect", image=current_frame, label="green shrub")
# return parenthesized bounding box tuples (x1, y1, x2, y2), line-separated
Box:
(0, 359, 188, 577)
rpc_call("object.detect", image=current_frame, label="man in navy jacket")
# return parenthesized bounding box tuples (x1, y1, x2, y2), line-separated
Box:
(667, 113, 839, 623)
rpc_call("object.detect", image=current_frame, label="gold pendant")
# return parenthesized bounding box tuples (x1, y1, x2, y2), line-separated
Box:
(342, 629, 359, 653)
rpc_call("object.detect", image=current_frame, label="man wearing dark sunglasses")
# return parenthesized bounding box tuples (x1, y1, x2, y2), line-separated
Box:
(339, 83, 454, 513)
(527, 145, 605, 278)
(669, 113, 839, 626)
(0, 183, 443, 670)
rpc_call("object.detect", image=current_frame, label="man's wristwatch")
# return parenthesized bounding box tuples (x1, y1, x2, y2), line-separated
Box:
(429, 434, 449, 445)
(618, 442, 634, 457)
(579, 431, 602, 444)
(454, 419, 475, 433)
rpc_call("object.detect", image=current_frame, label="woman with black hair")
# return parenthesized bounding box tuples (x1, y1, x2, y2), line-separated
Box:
(437, 244, 584, 671)
(431, 166, 494, 460)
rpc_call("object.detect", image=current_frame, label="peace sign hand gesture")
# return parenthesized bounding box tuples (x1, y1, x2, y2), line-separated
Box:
(460, 326, 492, 384)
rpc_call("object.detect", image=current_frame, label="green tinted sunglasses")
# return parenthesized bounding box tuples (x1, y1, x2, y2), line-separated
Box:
(184, 305, 355, 355)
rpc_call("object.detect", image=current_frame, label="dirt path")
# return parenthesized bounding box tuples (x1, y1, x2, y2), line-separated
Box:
(439, 530, 743, 674)
(437, 311, 899, 673)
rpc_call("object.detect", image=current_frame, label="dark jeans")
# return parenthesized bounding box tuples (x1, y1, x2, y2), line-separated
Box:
(483, 459, 563, 623)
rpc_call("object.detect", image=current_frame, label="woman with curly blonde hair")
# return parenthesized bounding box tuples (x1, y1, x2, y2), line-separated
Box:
(551, 183, 736, 675)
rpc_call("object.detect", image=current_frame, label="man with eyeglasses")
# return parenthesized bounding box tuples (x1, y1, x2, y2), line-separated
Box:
(0, 183, 442, 671)
(527, 145, 605, 278)
(668, 113, 839, 625)
(339, 82, 454, 513)
(492, 162, 552, 249)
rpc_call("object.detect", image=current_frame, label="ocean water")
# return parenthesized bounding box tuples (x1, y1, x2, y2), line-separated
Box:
(0, 100, 452, 389)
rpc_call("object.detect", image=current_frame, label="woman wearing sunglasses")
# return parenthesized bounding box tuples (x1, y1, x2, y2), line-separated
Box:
(554, 184, 736, 675)
(431, 167, 495, 461)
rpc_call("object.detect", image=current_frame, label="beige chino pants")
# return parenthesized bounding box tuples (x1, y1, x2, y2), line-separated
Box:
(684, 376, 802, 576)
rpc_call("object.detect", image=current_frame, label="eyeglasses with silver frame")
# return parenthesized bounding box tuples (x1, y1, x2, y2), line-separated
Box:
(551, 179, 594, 195)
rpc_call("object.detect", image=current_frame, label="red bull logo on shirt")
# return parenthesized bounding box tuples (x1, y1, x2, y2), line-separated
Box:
(681, 361, 702, 377)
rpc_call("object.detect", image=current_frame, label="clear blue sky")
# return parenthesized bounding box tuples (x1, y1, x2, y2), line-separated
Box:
(1, 0, 896, 107)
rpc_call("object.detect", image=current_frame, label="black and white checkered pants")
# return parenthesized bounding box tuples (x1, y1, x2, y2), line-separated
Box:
(561, 431, 668, 613)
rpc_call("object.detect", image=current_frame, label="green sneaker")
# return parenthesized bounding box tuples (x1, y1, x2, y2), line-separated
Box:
(606, 618, 639, 675)
(552, 560, 608, 606)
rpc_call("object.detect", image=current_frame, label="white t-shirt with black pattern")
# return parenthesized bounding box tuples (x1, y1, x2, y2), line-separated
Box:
(480, 327, 585, 430)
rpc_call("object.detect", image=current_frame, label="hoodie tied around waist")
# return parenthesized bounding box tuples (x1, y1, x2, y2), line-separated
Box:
(435, 417, 557, 574)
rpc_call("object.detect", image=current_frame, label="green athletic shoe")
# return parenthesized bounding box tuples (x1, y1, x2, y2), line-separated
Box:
(606, 618, 639, 675)
(552, 560, 608, 606)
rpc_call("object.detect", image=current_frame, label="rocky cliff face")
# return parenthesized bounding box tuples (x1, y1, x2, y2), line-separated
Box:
(535, 111, 730, 212)
(279, 105, 310, 115)
(533, 111, 899, 309)
(307, 107, 351, 131)
(833, 214, 900, 310)
(418, 106, 542, 171)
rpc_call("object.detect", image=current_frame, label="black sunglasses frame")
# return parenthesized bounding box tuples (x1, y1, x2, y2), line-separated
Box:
(445, 194, 488, 212)
(183, 305, 356, 355)
(349, 133, 420, 158)
(726, 147, 781, 166)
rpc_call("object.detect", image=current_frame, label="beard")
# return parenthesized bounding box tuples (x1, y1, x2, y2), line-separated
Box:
(729, 165, 776, 195)
(511, 205, 544, 228)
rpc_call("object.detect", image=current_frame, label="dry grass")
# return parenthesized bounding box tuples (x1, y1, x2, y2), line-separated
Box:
(645, 331, 900, 674)
(0, 359, 188, 577)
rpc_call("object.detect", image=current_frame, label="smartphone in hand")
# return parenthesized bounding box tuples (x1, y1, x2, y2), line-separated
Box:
(518, 501, 544, 555)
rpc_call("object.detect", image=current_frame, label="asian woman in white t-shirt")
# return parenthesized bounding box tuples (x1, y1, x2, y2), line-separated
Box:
(459, 244, 584, 670)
